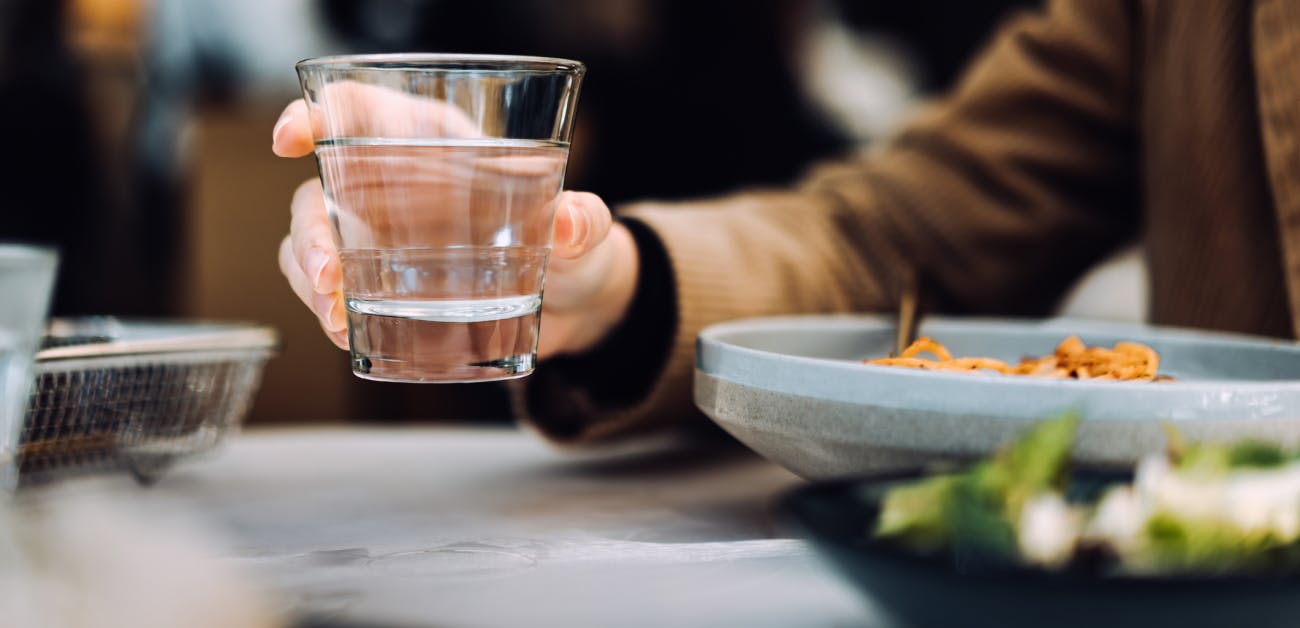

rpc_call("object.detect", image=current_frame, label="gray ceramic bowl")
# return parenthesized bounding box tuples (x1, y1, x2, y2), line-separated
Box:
(695, 315, 1300, 478)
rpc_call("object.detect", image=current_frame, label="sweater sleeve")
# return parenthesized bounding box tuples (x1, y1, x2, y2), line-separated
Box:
(516, 0, 1141, 443)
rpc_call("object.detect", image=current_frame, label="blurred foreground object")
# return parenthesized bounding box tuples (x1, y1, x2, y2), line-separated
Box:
(0, 488, 282, 628)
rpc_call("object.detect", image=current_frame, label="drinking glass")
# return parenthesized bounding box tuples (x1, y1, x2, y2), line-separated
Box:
(0, 245, 57, 490)
(296, 53, 585, 383)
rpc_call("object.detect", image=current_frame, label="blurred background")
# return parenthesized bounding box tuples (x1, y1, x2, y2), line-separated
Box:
(4, 0, 1059, 425)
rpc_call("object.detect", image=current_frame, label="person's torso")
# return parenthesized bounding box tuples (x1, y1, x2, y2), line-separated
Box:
(1139, 0, 1294, 338)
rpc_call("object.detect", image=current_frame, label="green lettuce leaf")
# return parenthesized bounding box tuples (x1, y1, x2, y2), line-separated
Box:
(874, 412, 1080, 561)
(1135, 512, 1300, 574)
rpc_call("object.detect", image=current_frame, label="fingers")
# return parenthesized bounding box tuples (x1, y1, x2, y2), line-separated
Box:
(278, 236, 350, 349)
(315, 81, 482, 139)
(289, 179, 343, 295)
(273, 82, 484, 159)
(283, 178, 349, 350)
(551, 191, 612, 260)
(272, 100, 314, 158)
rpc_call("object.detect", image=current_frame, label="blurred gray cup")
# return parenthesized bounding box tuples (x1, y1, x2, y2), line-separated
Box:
(0, 245, 57, 491)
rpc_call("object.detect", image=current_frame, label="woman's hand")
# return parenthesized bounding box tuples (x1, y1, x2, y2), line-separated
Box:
(272, 87, 640, 358)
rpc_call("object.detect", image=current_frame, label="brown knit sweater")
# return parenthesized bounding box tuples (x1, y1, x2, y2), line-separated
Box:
(518, 0, 1300, 442)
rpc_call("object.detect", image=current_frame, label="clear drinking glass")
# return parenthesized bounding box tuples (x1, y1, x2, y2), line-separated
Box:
(0, 245, 57, 490)
(296, 54, 585, 383)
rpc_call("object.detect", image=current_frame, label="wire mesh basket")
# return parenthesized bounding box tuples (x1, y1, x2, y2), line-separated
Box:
(18, 318, 278, 486)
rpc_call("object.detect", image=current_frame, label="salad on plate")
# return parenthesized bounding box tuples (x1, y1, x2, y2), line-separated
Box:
(876, 413, 1300, 576)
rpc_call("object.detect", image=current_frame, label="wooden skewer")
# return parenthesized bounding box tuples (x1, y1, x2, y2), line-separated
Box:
(895, 267, 920, 357)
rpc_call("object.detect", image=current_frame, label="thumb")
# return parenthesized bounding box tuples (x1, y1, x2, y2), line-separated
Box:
(272, 100, 315, 157)
(551, 191, 612, 260)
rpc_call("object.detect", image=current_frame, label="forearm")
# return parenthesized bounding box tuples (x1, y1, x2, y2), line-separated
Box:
(801, 0, 1140, 315)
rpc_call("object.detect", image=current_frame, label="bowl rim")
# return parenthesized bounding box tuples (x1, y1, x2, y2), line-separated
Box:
(697, 314, 1300, 394)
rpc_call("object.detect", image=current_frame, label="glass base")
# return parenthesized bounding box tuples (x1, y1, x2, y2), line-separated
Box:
(352, 353, 535, 383)
(347, 310, 539, 383)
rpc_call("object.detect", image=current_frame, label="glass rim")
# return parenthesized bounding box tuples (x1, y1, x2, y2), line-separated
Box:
(296, 53, 585, 75)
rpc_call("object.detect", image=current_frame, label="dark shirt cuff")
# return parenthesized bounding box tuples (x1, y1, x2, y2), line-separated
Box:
(518, 216, 678, 441)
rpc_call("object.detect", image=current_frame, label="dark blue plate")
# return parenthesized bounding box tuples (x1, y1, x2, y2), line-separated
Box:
(782, 471, 1300, 628)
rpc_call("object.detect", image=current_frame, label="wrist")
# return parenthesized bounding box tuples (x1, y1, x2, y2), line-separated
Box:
(565, 221, 640, 354)
(520, 216, 677, 435)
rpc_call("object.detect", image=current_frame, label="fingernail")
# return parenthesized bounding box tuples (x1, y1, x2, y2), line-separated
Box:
(566, 203, 588, 248)
(304, 247, 329, 291)
(328, 294, 348, 331)
(272, 110, 293, 147)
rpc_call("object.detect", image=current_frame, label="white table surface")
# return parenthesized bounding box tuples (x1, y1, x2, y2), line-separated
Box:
(66, 426, 877, 627)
